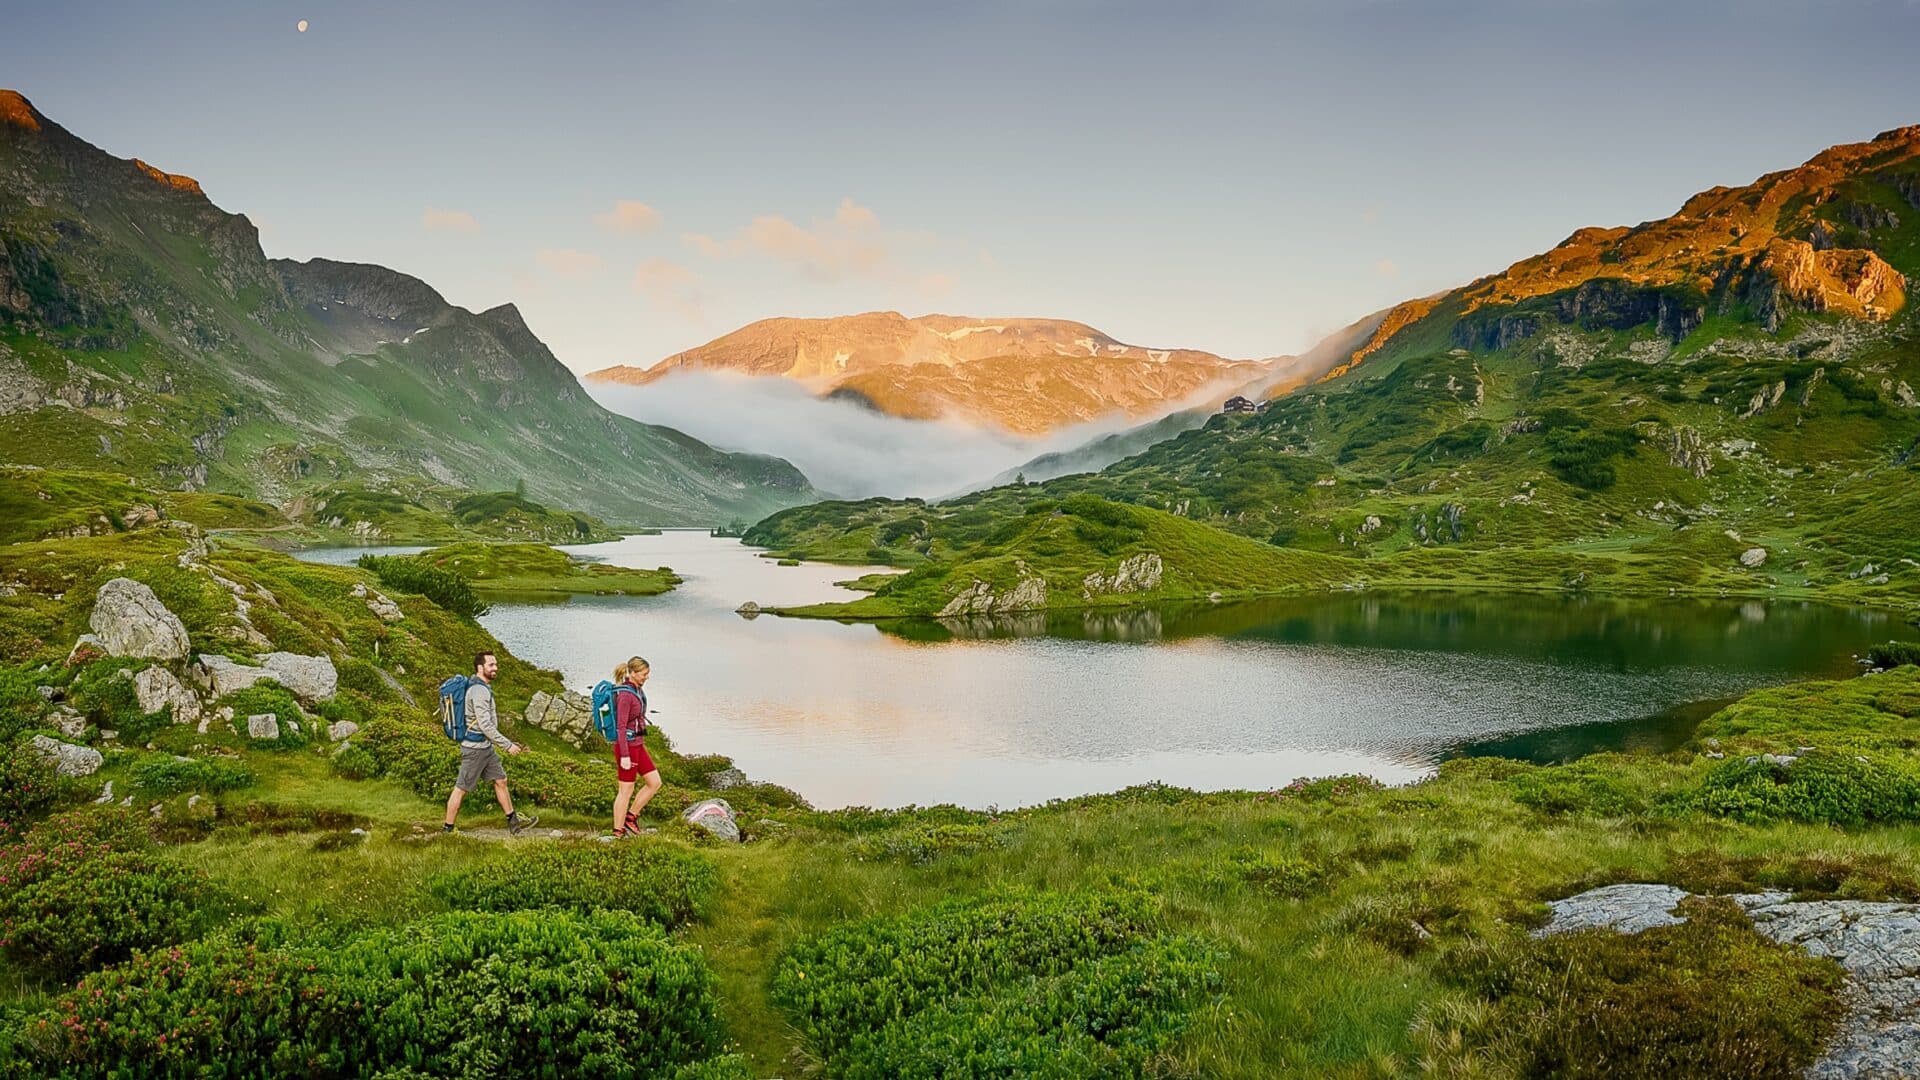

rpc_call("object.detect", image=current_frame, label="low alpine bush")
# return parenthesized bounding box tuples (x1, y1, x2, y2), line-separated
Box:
(220, 681, 310, 749)
(131, 754, 255, 795)
(0, 738, 71, 838)
(357, 554, 489, 620)
(1693, 750, 1920, 826)
(429, 842, 718, 927)
(0, 809, 236, 982)
(1868, 640, 1920, 670)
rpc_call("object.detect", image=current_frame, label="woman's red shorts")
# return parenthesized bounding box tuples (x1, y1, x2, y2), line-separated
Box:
(616, 740, 655, 783)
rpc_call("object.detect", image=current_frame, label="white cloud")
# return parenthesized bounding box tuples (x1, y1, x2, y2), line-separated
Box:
(686, 198, 901, 280)
(594, 200, 662, 233)
(422, 207, 479, 232)
(536, 248, 603, 279)
(631, 258, 705, 325)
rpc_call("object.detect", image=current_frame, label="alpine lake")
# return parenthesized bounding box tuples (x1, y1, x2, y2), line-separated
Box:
(298, 532, 1920, 810)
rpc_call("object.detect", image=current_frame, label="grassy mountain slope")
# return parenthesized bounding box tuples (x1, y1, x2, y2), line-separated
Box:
(0, 90, 812, 526)
(747, 127, 1920, 618)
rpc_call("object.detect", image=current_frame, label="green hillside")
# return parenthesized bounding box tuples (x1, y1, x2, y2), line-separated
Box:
(0, 90, 813, 527)
(747, 127, 1920, 619)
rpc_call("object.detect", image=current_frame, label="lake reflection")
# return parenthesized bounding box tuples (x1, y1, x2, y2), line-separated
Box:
(301, 533, 1918, 810)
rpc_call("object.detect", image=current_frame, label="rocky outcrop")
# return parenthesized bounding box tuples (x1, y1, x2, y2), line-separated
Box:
(1082, 553, 1164, 599)
(128, 666, 201, 724)
(88, 578, 191, 661)
(31, 735, 103, 777)
(524, 689, 597, 750)
(1541, 884, 1920, 1080)
(1665, 425, 1713, 477)
(939, 569, 1049, 617)
(194, 652, 337, 703)
(1750, 240, 1906, 331)
(683, 798, 742, 843)
(1739, 547, 1769, 568)
(350, 582, 403, 622)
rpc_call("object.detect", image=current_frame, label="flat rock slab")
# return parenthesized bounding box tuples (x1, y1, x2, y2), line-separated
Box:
(1537, 883, 1691, 936)
(1545, 885, 1920, 1078)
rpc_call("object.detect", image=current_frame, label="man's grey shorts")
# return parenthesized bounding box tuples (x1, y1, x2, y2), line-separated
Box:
(456, 745, 507, 790)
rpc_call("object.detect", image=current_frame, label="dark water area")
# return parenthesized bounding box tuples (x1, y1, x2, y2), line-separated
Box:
(300, 536, 1919, 808)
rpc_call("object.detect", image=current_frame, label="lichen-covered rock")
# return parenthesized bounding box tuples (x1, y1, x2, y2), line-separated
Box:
(326, 720, 359, 742)
(1536, 883, 1691, 936)
(1740, 547, 1769, 568)
(245, 713, 280, 740)
(129, 666, 201, 724)
(88, 578, 190, 660)
(524, 689, 596, 750)
(30, 734, 103, 777)
(683, 797, 741, 843)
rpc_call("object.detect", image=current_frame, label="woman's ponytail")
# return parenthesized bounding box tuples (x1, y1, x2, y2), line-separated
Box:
(614, 656, 649, 684)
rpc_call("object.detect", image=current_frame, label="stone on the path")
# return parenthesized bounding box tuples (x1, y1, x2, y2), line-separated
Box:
(88, 578, 191, 660)
(1536, 883, 1691, 936)
(31, 734, 103, 777)
(327, 720, 359, 742)
(245, 713, 280, 740)
(129, 666, 202, 724)
(524, 689, 596, 750)
(683, 797, 742, 843)
(1739, 547, 1769, 568)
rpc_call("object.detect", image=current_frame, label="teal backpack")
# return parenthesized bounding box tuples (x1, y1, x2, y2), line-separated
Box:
(438, 675, 473, 742)
(590, 680, 643, 743)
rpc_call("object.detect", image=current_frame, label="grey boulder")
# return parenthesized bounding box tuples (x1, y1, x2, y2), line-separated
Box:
(31, 734, 103, 777)
(524, 689, 596, 750)
(683, 797, 742, 843)
(130, 666, 202, 724)
(88, 578, 190, 660)
(245, 713, 281, 740)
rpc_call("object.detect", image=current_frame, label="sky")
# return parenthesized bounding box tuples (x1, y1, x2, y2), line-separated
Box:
(6, 1, 1920, 374)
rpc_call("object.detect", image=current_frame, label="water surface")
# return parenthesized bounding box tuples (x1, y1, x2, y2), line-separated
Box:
(302, 533, 1918, 809)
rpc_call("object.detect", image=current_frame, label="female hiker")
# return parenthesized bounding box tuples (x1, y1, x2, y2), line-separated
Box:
(610, 655, 663, 839)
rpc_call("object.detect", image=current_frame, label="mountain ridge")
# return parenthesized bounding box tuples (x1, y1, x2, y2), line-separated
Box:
(0, 89, 813, 525)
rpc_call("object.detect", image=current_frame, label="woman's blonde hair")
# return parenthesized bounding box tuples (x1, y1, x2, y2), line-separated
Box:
(613, 656, 650, 682)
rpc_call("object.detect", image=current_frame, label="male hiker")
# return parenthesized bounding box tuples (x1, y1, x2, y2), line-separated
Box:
(443, 650, 539, 835)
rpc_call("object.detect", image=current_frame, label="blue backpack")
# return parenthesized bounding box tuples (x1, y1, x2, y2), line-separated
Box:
(439, 675, 473, 742)
(590, 680, 642, 743)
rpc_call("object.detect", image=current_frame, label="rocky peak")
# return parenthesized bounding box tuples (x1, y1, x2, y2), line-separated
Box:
(0, 89, 43, 132)
(131, 158, 205, 196)
(273, 257, 451, 324)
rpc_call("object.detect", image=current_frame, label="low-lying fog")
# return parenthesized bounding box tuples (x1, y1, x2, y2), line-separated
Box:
(588, 372, 1214, 499)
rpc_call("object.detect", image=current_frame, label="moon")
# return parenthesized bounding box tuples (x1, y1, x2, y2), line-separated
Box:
(296, 19, 308, 32)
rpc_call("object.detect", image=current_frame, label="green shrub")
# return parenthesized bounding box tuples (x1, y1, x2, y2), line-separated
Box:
(1423, 897, 1843, 1078)
(330, 744, 382, 780)
(0, 809, 236, 982)
(429, 843, 718, 927)
(66, 658, 169, 743)
(312, 695, 365, 730)
(11, 928, 353, 1076)
(0, 666, 38, 742)
(1262, 773, 1386, 803)
(17, 912, 734, 1078)
(1694, 751, 1920, 825)
(358, 554, 489, 619)
(335, 910, 723, 1076)
(1509, 760, 1649, 817)
(847, 822, 1005, 865)
(0, 738, 71, 838)
(131, 754, 255, 795)
(848, 937, 1224, 1079)
(220, 681, 309, 749)
(772, 890, 1162, 1058)
(1868, 641, 1920, 669)
(336, 658, 386, 696)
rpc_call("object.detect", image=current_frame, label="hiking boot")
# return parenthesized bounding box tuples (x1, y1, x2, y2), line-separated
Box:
(507, 812, 540, 836)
